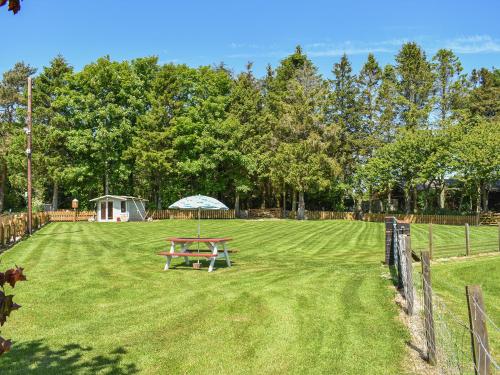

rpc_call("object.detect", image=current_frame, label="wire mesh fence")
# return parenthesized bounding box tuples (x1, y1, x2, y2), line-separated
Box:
(386, 216, 499, 374)
(412, 257, 500, 374)
(411, 223, 500, 259)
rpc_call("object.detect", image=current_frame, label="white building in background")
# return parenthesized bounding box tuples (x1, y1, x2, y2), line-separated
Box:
(90, 195, 147, 222)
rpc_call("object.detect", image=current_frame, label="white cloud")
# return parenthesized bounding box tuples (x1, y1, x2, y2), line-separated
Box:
(305, 39, 402, 57)
(225, 35, 500, 61)
(444, 35, 500, 54)
(307, 46, 393, 57)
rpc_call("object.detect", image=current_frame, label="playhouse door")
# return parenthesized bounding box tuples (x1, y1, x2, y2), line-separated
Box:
(107, 201, 113, 220)
(100, 202, 106, 220)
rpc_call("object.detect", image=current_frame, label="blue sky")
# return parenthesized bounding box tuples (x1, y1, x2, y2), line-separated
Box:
(1, 0, 499, 77)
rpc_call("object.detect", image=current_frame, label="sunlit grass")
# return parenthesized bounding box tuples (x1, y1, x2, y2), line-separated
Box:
(0, 220, 410, 374)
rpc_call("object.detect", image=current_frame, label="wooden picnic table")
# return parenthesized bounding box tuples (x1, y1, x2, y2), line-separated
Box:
(158, 237, 233, 272)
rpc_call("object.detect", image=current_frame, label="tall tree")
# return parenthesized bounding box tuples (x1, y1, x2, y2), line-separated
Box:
(468, 68, 500, 120)
(0, 62, 36, 212)
(358, 53, 382, 153)
(56, 57, 146, 204)
(395, 42, 434, 130)
(328, 54, 363, 211)
(274, 62, 338, 219)
(228, 62, 262, 215)
(167, 65, 234, 198)
(452, 118, 500, 212)
(376, 64, 398, 143)
(432, 49, 464, 124)
(31, 56, 73, 209)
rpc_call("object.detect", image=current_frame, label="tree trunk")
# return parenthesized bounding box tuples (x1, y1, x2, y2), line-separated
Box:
(476, 183, 481, 214)
(412, 186, 418, 214)
(297, 191, 305, 220)
(423, 187, 430, 212)
(292, 189, 297, 212)
(404, 188, 411, 214)
(386, 189, 392, 213)
(368, 188, 373, 214)
(481, 183, 488, 212)
(0, 162, 6, 213)
(282, 184, 286, 218)
(52, 181, 59, 210)
(104, 168, 109, 196)
(157, 179, 162, 210)
(235, 191, 240, 218)
(355, 196, 363, 220)
(260, 183, 266, 209)
(438, 184, 446, 210)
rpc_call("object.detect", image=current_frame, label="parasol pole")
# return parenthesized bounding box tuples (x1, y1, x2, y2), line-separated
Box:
(198, 207, 201, 239)
(197, 207, 201, 264)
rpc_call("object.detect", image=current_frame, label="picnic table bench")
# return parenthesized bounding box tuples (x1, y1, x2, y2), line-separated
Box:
(159, 237, 233, 272)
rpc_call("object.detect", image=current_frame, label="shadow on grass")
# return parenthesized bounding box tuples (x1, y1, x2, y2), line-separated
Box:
(35, 230, 84, 236)
(0, 340, 138, 374)
(167, 260, 237, 271)
(388, 264, 400, 288)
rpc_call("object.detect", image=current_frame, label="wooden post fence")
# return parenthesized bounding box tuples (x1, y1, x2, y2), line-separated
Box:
(404, 234, 414, 315)
(465, 223, 471, 256)
(466, 285, 491, 375)
(385, 217, 395, 265)
(421, 251, 436, 365)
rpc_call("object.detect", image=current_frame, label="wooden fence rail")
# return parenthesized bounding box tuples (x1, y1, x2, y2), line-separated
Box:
(246, 209, 478, 225)
(147, 209, 236, 220)
(48, 210, 96, 222)
(0, 212, 49, 249)
(0, 209, 490, 227)
(362, 213, 479, 226)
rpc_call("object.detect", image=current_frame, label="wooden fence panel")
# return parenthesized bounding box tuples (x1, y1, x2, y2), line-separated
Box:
(48, 211, 96, 222)
(363, 213, 479, 226)
(146, 209, 236, 220)
(0, 212, 49, 249)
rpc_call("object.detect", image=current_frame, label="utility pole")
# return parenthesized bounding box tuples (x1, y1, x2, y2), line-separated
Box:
(26, 77, 33, 235)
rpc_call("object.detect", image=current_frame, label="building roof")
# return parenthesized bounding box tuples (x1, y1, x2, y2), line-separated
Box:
(89, 195, 148, 202)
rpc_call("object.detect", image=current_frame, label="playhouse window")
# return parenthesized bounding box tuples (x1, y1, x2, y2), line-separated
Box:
(121, 201, 126, 213)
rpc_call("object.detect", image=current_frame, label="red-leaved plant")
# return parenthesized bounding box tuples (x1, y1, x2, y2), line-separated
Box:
(0, 266, 26, 355)
(0, 0, 22, 14)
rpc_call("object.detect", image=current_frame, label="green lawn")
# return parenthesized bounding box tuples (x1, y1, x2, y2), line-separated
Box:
(411, 223, 499, 258)
(1, 220, 498, 374)
(423, 255, 500, 362)
(0, 220, 410, 374)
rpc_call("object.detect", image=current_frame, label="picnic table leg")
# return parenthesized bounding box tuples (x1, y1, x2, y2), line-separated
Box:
(164, 256, 172, 270)
(223, 242, 231, 267)
(181, 242, 190, 265)
(208, 243, 217, 272)
(164, 241, 176, 270)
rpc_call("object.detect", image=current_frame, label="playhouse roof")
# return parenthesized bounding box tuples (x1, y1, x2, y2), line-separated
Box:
(89, 195, 148, 202)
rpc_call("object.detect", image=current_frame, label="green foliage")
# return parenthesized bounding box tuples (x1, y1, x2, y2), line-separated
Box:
(395, 42, 434, 130)
(0, 45, 498, 214)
